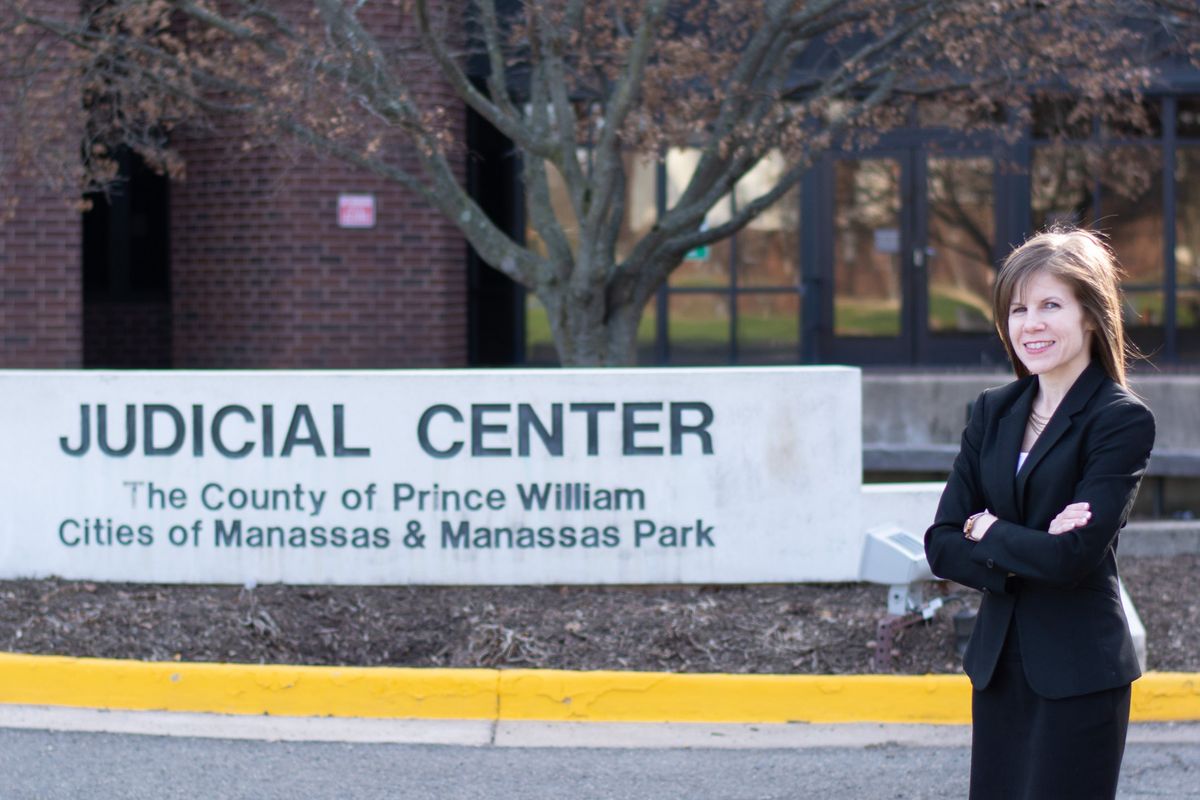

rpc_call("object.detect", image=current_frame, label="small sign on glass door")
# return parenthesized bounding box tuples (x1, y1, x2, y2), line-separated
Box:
(873, 227, 900, 254)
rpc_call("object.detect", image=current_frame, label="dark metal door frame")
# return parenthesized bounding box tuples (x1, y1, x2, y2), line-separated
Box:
(810, 145, 1009, 367)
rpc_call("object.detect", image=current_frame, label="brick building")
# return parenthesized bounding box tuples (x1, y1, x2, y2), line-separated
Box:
(2, 0, 479, 371)
(2, 6, 1199, 371)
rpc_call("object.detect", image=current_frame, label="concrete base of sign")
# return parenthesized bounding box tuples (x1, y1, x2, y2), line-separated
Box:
(860, 483, 946, 543)
(1121, 579, 1148, 673)
(1121, 521, 1200, 556)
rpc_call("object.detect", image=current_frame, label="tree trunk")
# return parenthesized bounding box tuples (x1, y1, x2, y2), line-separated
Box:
(601, 303, 641, 366)
(545, 288, 643, 367)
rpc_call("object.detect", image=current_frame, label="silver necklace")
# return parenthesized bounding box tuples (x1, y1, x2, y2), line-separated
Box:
(1029, 408, 1050, 436)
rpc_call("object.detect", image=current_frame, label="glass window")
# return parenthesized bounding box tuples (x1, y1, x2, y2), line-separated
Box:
(735, 151, 799, 287)
(736, 293, 799, 363)
(1034, 95, 1162, 141)
(833, 158, 902, 337)
(524, 155, 582, 258)
(635, 298, 658, 365)
(927, 156, 995, 334)
(1178, 289, 1200, 361)
(1124, 289, 1164, 326)
(916, 97, 1005, 129)
(1098, 145, 1164, 357)
(524, 294, 557, 364)
(1102, 97, 1162, 139)
(1032, 94, 1091, 140)
(667, 148, 731, 287)
(668, 293, 730, 364)
(1101, 145, 1163, 288)
(1124, 288, 1166, 358)
(1176, 97, 1200, 139)
(527, 150, 656, 266)
(1031, 146, 1096, 230)
(672, 236, 732, 288)
(734, 149, 801, 287)
(617, 152, 658, 264)
(1177, 148, 1200, 360)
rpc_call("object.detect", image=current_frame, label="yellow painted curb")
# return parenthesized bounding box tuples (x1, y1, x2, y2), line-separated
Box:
(0, 653, 497, 720)
(499, 670, 974, 724)
(1131, 672, 1200, 721)
(1, 652, 1197, 723)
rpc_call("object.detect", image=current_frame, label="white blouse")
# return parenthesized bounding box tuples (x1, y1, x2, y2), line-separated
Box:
(1017, 451, 1029, 474)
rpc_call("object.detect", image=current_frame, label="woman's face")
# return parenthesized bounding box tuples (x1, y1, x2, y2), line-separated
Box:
(1008, 270, 1094, 384)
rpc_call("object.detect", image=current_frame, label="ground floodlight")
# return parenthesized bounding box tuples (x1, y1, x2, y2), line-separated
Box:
(859, 526, 936, 615)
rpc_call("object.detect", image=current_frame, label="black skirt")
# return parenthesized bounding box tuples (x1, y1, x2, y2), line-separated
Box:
(969, 625, 1131, 800)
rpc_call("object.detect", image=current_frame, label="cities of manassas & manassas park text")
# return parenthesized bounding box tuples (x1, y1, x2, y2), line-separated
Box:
(58, 480, 714, 552)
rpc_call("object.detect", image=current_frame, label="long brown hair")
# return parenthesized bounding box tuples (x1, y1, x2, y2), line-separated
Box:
(992, 227, 1129, 386)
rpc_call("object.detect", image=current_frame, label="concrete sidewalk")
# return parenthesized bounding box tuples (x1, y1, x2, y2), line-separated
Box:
(2, 704, 1199, 749)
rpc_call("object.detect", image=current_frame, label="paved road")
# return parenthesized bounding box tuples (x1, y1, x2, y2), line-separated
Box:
(0, 712, 1196, 799)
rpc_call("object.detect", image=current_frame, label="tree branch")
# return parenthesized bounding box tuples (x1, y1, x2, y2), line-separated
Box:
(521, 58, 576, 282)
(412, 0, 555, 160)
(475, 0, 523, 123)
(676, 2, 937, 232)
(530, 2, 587, 223)
(666, 71, 900, 259)
(16, 8, 254, 113)
(673, 0, 850, 215)
(317, 0, 433, 119)
(172, 0, 291, 57)
(524, 153, 577, 270)
(578, 0, 668, 282)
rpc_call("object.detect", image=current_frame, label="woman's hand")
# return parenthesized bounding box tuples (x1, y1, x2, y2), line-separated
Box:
(1048, 502, 1092, 535)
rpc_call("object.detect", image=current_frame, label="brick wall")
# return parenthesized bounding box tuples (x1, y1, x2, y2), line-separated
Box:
(170, 136, 468, 369)
(170, 7, 469, 369)
(83, 300, 171, 368)
(0, 1, 472, 371)
(0, 0, 82, 368)
(0, 180, 83, 368)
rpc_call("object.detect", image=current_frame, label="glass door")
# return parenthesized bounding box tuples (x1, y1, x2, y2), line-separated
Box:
(822, 154, 912, 363)
(918, 154, 1001, 362)
(817, 148, 1004, 365)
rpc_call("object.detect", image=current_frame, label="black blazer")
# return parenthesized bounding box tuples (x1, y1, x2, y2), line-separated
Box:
(925, 360, 1155, 699)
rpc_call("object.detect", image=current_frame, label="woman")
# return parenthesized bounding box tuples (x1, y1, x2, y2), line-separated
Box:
(924, 228, 1155, 800)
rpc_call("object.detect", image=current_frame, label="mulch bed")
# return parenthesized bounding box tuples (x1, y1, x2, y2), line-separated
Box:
(1, 554, 1195, 674)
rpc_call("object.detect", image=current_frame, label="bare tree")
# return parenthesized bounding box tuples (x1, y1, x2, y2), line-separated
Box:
(2, 0, 1197, 364)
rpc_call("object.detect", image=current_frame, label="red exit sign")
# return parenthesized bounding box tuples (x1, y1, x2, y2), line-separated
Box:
(337, 194, 376, 228)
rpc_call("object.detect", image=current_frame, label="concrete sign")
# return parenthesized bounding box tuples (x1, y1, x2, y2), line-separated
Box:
(0, 368, 863, 584)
